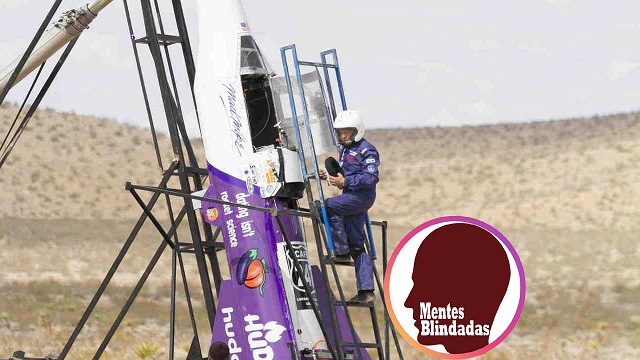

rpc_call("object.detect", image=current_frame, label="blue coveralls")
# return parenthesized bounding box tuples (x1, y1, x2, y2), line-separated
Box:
(324, 138, 379, 292)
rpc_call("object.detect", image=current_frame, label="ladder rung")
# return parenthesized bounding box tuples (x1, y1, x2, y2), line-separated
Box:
(334, 301, 374, 308)
(298, 60, 339, 69)
(177, 241, 225, 253)
(163, 167, 208, 177)
(184, 166, 209, 176)
(341, 342, 381, 349)
(324, 256, 354, 266)
(211, 241, 226, 252)
(135, 34, 183, 46)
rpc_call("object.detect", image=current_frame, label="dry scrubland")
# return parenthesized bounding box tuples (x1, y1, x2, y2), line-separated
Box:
(1, 103, 639, 359)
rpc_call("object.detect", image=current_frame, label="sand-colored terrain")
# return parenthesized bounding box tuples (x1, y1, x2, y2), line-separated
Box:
(4, 104, 640, 231)
(1, 103, 639, 359)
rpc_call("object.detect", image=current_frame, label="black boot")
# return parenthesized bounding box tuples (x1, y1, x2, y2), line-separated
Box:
(349, 290, 375, 304)
(333, 253, 352, 264)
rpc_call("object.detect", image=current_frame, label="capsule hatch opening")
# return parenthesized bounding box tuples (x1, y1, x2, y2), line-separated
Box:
(242, 73, 280, 149)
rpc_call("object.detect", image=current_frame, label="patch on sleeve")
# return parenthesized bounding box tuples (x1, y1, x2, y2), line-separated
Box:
(367, 164, 376, 172)
(366, 158, 376, 164)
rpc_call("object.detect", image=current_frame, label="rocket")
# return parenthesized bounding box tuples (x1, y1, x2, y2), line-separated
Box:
(192, 0, 365, 359)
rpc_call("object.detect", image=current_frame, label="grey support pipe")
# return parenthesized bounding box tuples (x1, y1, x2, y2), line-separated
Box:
(0, 0, 114, 93)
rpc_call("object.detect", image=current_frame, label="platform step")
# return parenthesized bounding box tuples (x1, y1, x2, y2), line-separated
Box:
(340, 342, 381, 349)
(324, 256, 354, 266)
(135, 34, 182, 45)
(334, 300, 374, 308)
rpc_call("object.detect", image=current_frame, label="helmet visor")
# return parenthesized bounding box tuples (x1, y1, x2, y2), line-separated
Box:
(335, 127, 358, 145)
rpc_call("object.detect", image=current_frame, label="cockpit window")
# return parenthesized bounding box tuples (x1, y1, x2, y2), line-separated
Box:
(240, 36, 269, 75)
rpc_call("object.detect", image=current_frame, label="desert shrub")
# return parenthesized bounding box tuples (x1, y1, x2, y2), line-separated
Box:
(132, 135, 142, 146)
(30, 170, 41, 182)
(134, 341, 159, 359)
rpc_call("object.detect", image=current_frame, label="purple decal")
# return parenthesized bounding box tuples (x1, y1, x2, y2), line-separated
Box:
(213, 280, 291, 360)
(205, 163, 299, 357)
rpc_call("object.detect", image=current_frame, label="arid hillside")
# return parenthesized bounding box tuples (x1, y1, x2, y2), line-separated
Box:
(2, 103, 640, 232)
(0, 104, 181, 219)
(366, 112, 640, 231)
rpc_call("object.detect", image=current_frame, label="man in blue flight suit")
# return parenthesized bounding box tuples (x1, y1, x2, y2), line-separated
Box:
(319, 110, 379, 304)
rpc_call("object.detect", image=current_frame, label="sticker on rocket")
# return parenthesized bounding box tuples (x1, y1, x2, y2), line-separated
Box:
(385, 216, 525, 359)
(236, 248, 266, 296)
(205, 207, 219, 221)
(278, 242, 315, 310)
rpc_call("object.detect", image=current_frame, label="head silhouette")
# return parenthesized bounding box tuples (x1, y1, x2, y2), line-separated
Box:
(404, 223, 510, 354)
(208, 341, 230, 360)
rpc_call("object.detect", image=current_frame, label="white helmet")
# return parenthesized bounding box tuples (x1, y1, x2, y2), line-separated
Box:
(334, 110, 365, 145)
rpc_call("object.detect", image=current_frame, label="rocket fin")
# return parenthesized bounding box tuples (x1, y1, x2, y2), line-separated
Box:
(212, 279, 297, 360)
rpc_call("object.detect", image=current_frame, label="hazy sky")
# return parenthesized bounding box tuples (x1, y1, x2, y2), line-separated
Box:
(1, 0, 639, 133)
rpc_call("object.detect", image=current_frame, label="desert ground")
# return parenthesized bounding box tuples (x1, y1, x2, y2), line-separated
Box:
(1, 103, 639, 359)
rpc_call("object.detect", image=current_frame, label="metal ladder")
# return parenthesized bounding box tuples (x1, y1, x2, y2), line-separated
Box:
(280, 45, 403, 360)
